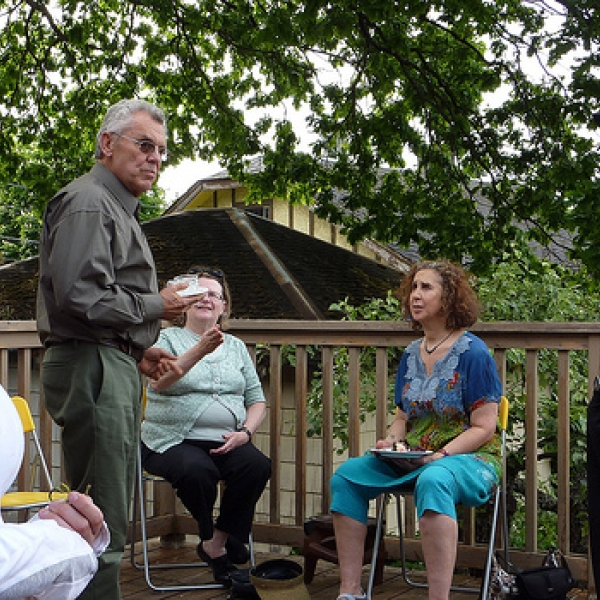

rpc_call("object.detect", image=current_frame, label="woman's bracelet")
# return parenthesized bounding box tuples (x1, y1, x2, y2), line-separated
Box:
(238, 426, 252, 441)
(438, 447, 450, 457)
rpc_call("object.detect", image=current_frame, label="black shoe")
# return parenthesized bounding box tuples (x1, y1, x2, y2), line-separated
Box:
(226, 535, 251, 564)
(197, 542, 240, 586)
(228, 569, 261, 599)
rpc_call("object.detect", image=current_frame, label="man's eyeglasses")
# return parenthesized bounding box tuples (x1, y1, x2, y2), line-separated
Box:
(188, 267, 225, 281)
(112, 132, 169, 162)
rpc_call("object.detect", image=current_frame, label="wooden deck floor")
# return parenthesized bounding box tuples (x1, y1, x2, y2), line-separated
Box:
(121, 539, 595, 600)
(121, 539, 485, 599)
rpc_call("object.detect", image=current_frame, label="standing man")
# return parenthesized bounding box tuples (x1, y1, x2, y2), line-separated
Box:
(37, 99, 201, 599)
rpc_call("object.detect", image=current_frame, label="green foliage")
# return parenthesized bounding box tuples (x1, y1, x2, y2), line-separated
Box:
(476, 251, 600, 323)
(509, 489, 559, 550)
(0, 0, 598, 271)
(302, 259, 598, 549)
(475, 256, 597, 551)
(304, 293, 403, 452)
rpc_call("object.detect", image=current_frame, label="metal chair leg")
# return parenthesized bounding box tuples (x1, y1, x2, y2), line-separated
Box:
(366, 495, 387, 598)
(130, 445, 224, 591)
(367, 491, 495, 597)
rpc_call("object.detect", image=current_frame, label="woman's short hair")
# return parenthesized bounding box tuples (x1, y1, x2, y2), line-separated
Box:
(95, 99, 167, 159)
(398, 261, 481, 331)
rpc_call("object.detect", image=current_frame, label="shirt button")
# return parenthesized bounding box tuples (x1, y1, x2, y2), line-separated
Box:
(215, 377, 220, 383)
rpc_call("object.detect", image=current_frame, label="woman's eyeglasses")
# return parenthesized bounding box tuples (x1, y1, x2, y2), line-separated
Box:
(205, 291, 224, 301)
(188, 267, 224, 281)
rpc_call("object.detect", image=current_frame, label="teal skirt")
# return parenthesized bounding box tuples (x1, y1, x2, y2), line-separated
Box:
(330, 453, 498, 525)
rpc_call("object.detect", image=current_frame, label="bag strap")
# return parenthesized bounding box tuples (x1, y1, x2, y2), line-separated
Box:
(494, 550, 520, 575)
(541, 547, 572, 572)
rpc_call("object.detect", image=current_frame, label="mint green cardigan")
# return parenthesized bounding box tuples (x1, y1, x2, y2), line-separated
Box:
(141, 327, 266, 453)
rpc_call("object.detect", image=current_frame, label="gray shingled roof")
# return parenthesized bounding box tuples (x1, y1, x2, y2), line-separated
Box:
(0, 208, 404, 321)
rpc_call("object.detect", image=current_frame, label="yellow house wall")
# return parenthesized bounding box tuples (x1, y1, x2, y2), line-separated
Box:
(268, 199, 377, 260)
(292, 203, 311, 235)
(185, 186, 382, 272)
(312, 216, 333, 242)
(270, 199, 290, 225)
(217, 188, 236, 207)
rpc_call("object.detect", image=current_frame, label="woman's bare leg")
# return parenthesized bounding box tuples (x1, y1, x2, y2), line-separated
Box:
(332, 512, 368, 596)
(419, 511, 458, 600)
(202, 528, 229, 558)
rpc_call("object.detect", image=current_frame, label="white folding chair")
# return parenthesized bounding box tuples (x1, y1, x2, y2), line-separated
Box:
(367, 396, 510, 599)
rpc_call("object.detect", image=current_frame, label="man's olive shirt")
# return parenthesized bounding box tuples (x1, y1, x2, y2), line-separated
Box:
(37, 162, 164, 350)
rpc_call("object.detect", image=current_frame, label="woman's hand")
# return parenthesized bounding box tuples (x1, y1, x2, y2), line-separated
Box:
(149, 326, 224, 391)
(375, 409, 408, 450)
(374, 438, 407, 450)
(198, 325, 223, 355)
(210, 431, 249, 455)
(210, 403, 266, 456)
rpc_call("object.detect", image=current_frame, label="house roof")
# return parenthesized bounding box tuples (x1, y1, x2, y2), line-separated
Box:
(171, 161, 578, 270)
(166, 158, 414, 270)
(0, 208, 404, 321)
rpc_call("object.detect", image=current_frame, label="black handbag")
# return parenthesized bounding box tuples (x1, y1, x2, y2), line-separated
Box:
(489, 548, 576, 600)
(514, 549, 575, 600)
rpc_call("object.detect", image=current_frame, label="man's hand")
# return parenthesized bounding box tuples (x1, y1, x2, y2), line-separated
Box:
(139, 347, 183, 380)
(160, 282, 206, 321)
(38, 492, 104, 547)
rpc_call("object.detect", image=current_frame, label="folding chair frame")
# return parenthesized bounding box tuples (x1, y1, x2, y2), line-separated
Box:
(129, 443, 256, 592)
(366, 396, 510, 599)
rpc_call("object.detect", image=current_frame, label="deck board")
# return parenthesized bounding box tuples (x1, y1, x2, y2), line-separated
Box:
(121, 539, 484, 599)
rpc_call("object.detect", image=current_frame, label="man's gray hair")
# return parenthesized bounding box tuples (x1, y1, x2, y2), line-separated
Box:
(95, 99, 167, 158)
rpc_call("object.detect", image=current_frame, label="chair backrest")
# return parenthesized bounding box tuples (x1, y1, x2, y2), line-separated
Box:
(11, 395, 36, 433)
(499, 396, 509, 432)
(141, 388, 148, 419)
(11, 395, 54, 491)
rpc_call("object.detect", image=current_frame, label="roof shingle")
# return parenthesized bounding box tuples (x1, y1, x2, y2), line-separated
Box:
(0, 208, 404, 321)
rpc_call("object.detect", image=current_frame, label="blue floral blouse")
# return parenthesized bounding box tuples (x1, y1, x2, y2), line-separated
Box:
(395, 331, 503, 475)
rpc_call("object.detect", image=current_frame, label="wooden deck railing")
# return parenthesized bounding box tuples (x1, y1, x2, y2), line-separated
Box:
(1, 319, 599, 588)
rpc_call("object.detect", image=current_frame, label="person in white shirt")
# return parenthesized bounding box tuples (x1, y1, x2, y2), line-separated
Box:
(0, 384, 109, 600)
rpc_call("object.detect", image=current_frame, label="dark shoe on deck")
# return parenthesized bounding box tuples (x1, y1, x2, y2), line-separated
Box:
(197, 542, 240, 586)
(226, 535, 251, 564)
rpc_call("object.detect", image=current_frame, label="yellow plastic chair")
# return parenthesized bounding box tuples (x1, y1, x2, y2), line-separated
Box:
(367, 396, 510, 599)
(1, 396, 68, 519)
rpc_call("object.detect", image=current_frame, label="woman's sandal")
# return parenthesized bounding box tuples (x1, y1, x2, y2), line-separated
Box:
(336, 591, 367, 600)
(197, 542, 240, 586)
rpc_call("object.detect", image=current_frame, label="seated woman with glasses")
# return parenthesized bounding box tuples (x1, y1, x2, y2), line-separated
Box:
(140, 266, 271, 586)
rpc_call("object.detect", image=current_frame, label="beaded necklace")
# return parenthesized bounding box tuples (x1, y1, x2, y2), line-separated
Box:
(423, 330, 454, 355)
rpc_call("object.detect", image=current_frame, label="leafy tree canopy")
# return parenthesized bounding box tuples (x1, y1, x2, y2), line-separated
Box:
(0, 0, 598, 273)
